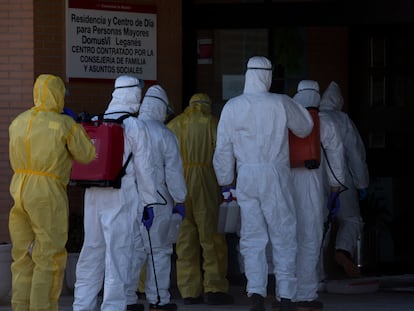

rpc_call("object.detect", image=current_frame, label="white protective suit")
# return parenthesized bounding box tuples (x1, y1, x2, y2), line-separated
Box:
(213, 56, 314, 300)
(134, 85, 187, 306)
(291, 80, 345, 302)
(73, 76, 157, 311)
(320, 81, 369, 256)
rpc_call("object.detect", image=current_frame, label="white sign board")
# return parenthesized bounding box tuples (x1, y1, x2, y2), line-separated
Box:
(66, 0, 157, 81)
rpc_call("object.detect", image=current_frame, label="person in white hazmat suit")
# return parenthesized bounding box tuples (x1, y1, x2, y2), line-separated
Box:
(281, 80, 345, 311)
(73, 75, 157, 311)
(128, 85, 187, 311)
(213, 56, 314, 311)
(319, 81, 369, 278)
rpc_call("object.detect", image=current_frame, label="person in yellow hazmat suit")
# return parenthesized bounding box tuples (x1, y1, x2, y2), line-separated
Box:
(167, 93, 234, 306)
(8, 74, 96, 311)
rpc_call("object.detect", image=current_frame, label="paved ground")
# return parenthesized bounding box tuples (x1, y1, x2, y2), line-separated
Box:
(0, 275, 413, 311)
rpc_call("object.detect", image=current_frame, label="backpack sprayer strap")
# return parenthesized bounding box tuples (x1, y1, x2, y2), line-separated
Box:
(98, 111, 137, 124)
(101, 111, 136, 188)
(112, 152, 133, 189)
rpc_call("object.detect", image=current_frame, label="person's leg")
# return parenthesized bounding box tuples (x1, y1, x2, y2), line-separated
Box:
(175, 206, 202, 299)
(293, 174, 325, 304)
(73, 194, 105, 311)
(9, 203, 35, 311)
(335, 217, 363, 278)
(335, 188, 364, 278)
(144, 205, 176, 308)
(264, 178, 297, 311)
(239, 200, 269, 298)
(101, 202, 134, 311)
(194, 177, 233, 305)
(126, 218, 147, 310)
(28, 184, 68, 311)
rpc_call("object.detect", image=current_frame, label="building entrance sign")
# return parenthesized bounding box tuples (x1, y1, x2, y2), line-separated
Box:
(66, 0, 157, 81)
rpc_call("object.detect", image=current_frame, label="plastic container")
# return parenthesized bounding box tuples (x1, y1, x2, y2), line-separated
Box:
(166, 213, 183, 244)
(217, 191, 230, 233)
(224, 189, 241, 233)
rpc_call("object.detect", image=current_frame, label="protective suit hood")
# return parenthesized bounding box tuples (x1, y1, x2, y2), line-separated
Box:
(187, 93, 212, 114)
(139, 85, 169, 122)
(107, 75, 143, 114)
(320, 81, 344, 111)
(243, 56, 273, 94)
(293, 80, 320, 108)
(33, 74, 66, 113)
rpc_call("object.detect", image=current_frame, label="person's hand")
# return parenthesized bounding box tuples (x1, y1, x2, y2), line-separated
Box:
(221, 185, 235, 199)
(77, 111, 93, 123)
(173, 203, 186, 219)
(358, 188, 368, 201)
(142, 206, 154, 230)
(327, 192, 340, 218)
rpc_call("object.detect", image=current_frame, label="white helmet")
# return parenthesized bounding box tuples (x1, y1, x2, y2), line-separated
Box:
(140, 85, 170, 122)
(293, 80, 320, 108)
(109, 75, 144, 114)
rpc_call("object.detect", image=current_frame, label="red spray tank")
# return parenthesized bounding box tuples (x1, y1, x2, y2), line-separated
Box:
(288, 107, 321, 169)
(70, 112, 135, 188)
(70, 121, 125, 188)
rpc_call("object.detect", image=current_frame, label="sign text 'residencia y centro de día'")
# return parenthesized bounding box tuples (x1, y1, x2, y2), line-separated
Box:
(66, 0, 157, 81)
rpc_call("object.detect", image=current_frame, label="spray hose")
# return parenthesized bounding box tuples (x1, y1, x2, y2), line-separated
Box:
(143, 190, 167, 306)
(319, 145, 349, 261)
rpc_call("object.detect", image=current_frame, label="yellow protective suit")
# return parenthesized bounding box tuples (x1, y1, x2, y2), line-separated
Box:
(167, 93, 229, 298)
(8, 74, 96, 311)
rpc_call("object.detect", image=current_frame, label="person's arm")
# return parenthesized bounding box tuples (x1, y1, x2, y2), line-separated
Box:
(284, 95, 314, 138)
(320, 117, 346, 189)
(130, 121, 158, 207)
(67, 122, 96, 164)
(164, 128, 187, 203)
(213, 104, 236, 186)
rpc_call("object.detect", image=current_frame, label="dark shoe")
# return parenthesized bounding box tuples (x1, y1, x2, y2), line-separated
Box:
(183, 295, 204, 305)
(296, 300, 324, 310)
(126, 303, 144, 311)
(250, 293, 265, 311)
(335, 249, 361, 278)
(280, 298, 296, 311)
(272, 299, 282, 311)
(149, 303, 178, 310)
(136, 290, 146, 300)
(206, 292, 234, 305)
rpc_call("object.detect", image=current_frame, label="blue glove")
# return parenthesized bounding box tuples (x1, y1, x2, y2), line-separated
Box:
(221, 185, 236, 193)
(173, 203, 186, 219)
(327, 192, 340, 218)
(142, 206, 154, 230)
(62, 108, 77, 121)
(221, 185, 235, 199)
(358, 188, 368, 201)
